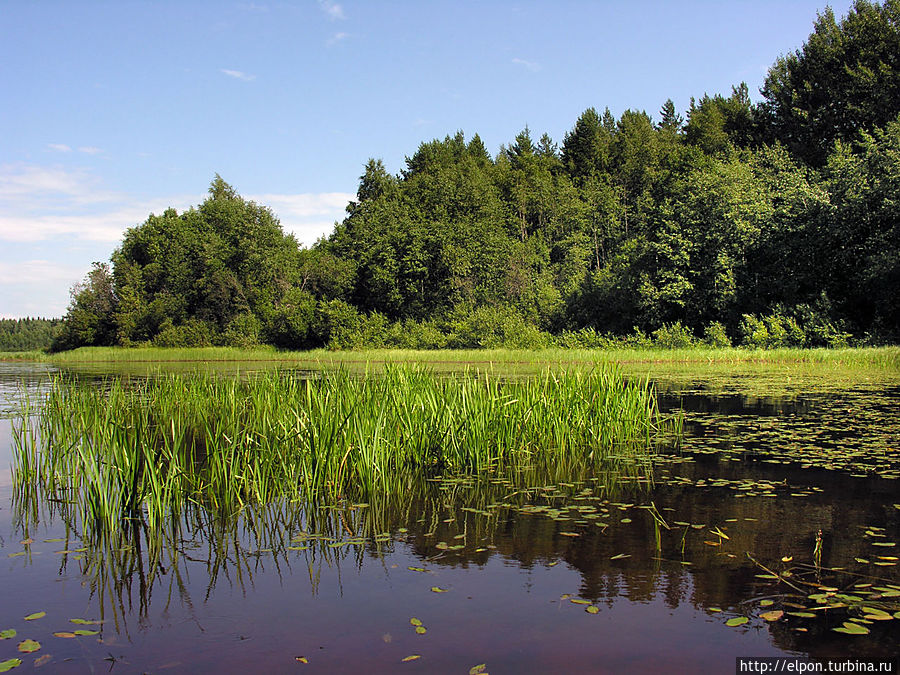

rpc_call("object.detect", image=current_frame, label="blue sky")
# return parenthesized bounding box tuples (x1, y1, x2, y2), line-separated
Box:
(0, 0, 855, 318)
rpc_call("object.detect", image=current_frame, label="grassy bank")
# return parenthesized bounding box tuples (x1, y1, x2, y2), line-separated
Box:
(26, 344, 900, 372)
(13, 365, 674, 540)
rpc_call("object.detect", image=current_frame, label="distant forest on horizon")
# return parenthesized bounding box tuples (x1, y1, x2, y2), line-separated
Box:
(41, 0, 900, 353)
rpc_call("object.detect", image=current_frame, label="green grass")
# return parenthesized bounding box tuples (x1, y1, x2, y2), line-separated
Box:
(34, 344, 900, 372)
(12, 364, 675, 543)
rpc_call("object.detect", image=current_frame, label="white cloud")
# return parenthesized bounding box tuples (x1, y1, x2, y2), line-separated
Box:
(0, 260, 86, 285)
(512, 57, 541, 72)
(221, 69, 256, 81)
(318, 0, 345, 20)
(78, 146, 104, 155)
(0, 166, 352, 317)
(47, 143, 71, 153)
(327, 31, 350, 45)
(250, 191, 352, 245)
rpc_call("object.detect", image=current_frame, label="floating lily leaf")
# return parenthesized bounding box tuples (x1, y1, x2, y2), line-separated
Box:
(69, 619, 101, 625)
(7, 552, 24, 559)
(469, 665, 487, 675)
(53, 633, 76, 639)
(16, 640, 40, 654)
(409, 618, 422, 627)
(559, 532, 579, 537)
(407, 567, 426, 573)
(755, 574, 779, 579)
(725, 617, 749, 627)
(0, 630, 15, 640)
(295, 656, 308, 663)
(620, 519, 632, 524)
(23, 613, 45, 621)
(855, 558, 870, 563)
(585, 605, 599, 614)
(833, 622, 869, 635)
(610, 554, 630, 560)
(0, 659, 22, 673)
(759, 600, 774, 607)
(569, 598, 590, 605)
(781, 556, 793, 562)
(760, 610, 783, 622)
(709, 607, 723, 613)
(42, 539, 64, 543)
(430, 587, 448, 593)
(401, 655, 421, 662)
(788, 611, 816, 618)
(560, 594, 572, 600)
(415, 626, 427, 635)
(32, 655, 51, 669)
(861, 607, 892, 620)
(73, 630, 99, 636)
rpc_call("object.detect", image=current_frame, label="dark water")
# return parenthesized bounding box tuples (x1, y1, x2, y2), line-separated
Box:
(1, 363, 898, 673)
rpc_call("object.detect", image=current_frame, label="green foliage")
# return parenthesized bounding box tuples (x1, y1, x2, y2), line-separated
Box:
(50, 3, 900, 351)
(703, 322, 732, 348)
(760, 0, 900, 165)
(0, 318, 61, 352)
(651, 322, 697, 349)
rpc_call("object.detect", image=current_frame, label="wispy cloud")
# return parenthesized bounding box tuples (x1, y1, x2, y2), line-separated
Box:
(221, 69, 256, 81)
(250, 191, 353, 245)
(327, 31, 350, 45)
(78, 146, 104, 155)
(512, 57, 541, 72)
(318, 0, 345, 20)
(47, 143, 71, 153)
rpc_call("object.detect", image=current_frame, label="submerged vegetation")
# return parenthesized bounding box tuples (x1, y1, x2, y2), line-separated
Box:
(12, 365, 674, 544)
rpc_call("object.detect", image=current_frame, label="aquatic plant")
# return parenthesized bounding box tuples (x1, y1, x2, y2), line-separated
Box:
(12, 365, 673, 543)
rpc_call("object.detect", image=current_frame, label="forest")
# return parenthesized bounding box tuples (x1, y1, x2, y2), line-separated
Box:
(51, 0, 900, 352)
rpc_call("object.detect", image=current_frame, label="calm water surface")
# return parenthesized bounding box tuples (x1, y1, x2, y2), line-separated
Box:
(0, 361, 898, 673)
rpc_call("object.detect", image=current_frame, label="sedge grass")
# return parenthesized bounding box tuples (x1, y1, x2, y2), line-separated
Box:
(12, 364, 674, 543)
(38, 345, 900, 373)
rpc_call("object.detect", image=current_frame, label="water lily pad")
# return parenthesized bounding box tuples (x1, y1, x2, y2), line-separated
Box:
(415, 626, 427, 635)
(7, 553, 24, 559)
(469, 665, 487, 675)
(0, 630, 15, 640)
(709, 607, 723, 613)
(760, 610, 783, 622)
(833, 621, 869, 635)
(0, 659, 22, 673)
(295, 656, 308, 663)
(407, 566, 426, 573)
(409, 618, 422, 627)
(23, 612, 45, 621)
(32, 655, 51, 668)
(73, 630, 99, 636)
(69, 619, 101, 625)
(759, 600, 774, 607)
(610, 554, 630, 560)
(16, 640, 40, 653)
(569, 598, 590, 605)
(53, 633, 76, 639)
(430, 586, 448, 593)
(401, 655, 421, 662)
(585, 605, 599, 614)
(726, 617, 749, 627)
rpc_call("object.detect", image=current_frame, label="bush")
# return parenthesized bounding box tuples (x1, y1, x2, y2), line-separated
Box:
(153, 319, 214, 347)
(651, 322, 696, 349)
(220, 312, 262, 348)
(447, 305, 551, 349)
(703, 321, 731, 348)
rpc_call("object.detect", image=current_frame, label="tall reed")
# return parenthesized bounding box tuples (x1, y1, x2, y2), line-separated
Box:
(12, 365, 675, 541)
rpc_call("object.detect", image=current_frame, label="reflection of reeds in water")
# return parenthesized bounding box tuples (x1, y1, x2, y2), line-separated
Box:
(12, 462, 649, 628)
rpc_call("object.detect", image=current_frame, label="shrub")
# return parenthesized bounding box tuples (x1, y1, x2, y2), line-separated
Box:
(703, 321, 731, 348)
(651, 322, 696, 349)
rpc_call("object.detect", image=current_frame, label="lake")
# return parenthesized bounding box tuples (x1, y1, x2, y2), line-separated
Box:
(1, 360, 898, 672)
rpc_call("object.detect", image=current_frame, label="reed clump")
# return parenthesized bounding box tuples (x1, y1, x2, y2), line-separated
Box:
(13, 365, 674, 537)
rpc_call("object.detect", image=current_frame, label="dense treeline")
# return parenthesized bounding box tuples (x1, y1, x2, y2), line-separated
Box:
(0, 318, 61, 352)
(53, 1, 900, 352)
